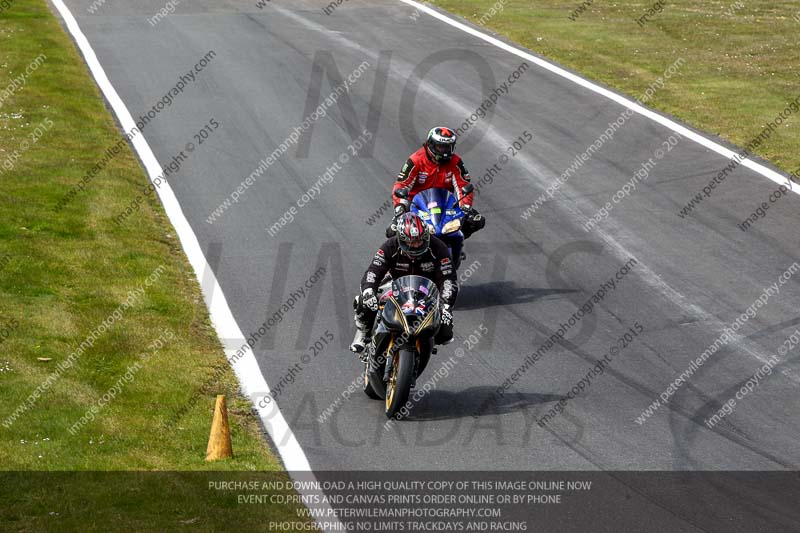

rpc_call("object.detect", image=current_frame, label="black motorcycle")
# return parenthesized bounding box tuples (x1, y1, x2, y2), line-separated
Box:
(362, 275, 441, 418)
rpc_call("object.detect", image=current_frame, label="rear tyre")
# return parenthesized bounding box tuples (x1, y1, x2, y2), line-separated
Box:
(385, 349, 415, 419)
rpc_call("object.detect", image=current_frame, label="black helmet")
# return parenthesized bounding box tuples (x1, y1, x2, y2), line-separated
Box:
(396, 212, 430, 257)
(425, 126, 457, 163)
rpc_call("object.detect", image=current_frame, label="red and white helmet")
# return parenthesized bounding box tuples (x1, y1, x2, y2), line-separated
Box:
(396, 212, 430, 257)
(425, 126, 457, 163)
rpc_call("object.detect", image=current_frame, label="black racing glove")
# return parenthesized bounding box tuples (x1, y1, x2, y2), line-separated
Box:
(436, 304, 454, 345)
(362, 288, 378, 312)
(461, 204, 477, 217)
(441, 304, 453, 326)
(386, 204, 407, 238)
(461, 205, 485, 232)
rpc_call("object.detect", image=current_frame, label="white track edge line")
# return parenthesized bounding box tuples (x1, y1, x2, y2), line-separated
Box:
(398, 0, 798, 196)
(47, 2, 344, 520)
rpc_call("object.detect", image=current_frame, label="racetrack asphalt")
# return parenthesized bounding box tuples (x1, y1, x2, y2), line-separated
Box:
(56, 0, 800, 495)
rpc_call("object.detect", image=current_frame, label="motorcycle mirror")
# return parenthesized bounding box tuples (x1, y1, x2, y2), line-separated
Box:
(462, 183, 474, 195)
(394, 187, 410, 199)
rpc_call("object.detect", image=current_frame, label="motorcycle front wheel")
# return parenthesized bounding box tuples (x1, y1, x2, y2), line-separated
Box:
(363, 363, 382, 400)
(384, 349, 415, 418)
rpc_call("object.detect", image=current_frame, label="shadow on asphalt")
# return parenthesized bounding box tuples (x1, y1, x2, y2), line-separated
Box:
(456, 282, 577, 310)
(400, 387, 566, 422)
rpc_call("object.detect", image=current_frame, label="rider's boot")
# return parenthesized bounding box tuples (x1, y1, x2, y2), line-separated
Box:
(350, 313, 371, 354)
(350, 327, 369, 354)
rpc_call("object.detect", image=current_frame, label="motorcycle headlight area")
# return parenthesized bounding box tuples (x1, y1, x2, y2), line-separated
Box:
(412, 310, 439, 335)
(441, 219, 462, 233)
(383, 299, 439, 336)
(405, 302, 440, 336)
(381, 300, 407, 332)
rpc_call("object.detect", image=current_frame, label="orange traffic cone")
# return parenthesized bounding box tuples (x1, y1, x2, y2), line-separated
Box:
(206, 395, 233, 461)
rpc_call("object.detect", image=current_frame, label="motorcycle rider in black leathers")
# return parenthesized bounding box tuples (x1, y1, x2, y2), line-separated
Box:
(350, 212, 458, 354)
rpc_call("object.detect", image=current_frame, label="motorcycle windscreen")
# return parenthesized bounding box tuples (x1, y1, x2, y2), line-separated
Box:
(385, 275, 440, 335)
(412, 188, 465, 236)
(412, 188, 451, 233)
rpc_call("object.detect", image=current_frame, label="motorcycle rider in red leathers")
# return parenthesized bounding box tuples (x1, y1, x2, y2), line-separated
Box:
(390, 126, 486, 240)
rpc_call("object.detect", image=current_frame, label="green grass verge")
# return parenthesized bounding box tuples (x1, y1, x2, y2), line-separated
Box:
(0, 0, 309, 529)
(430, 0, 800, 178)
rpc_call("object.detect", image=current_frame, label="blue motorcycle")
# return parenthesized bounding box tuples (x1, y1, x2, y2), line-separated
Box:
(394, 184, 473, 271)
